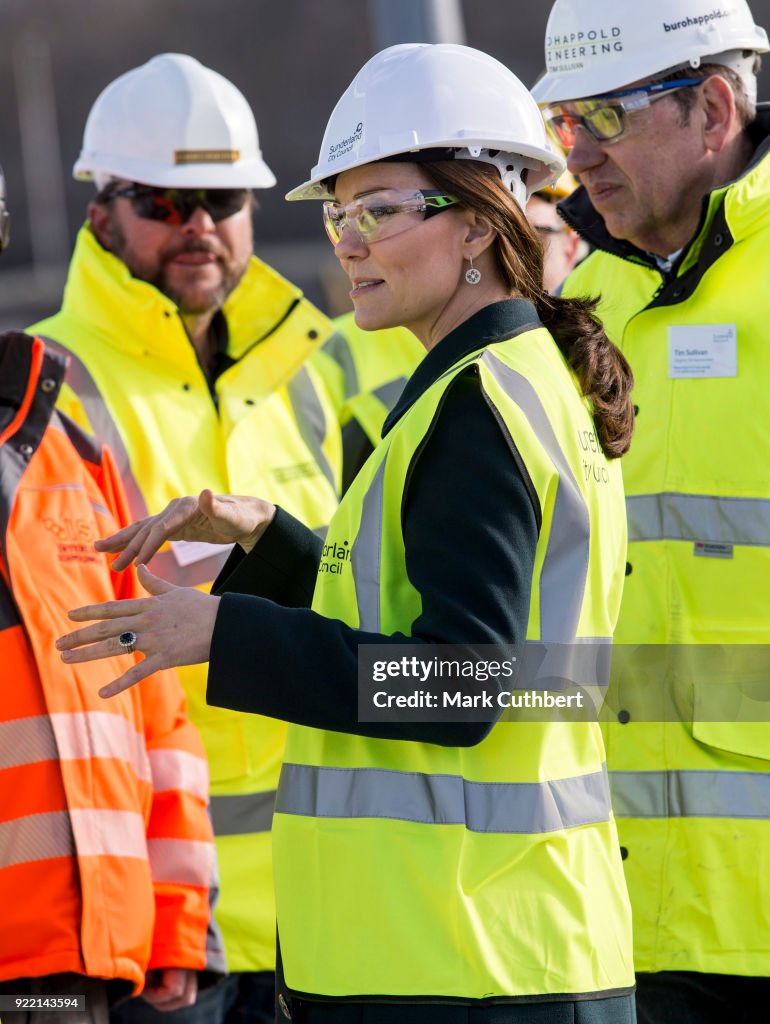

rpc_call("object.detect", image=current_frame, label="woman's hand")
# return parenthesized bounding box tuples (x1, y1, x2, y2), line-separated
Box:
(97, 489, 276, 570)
(56, 565, 220, 697)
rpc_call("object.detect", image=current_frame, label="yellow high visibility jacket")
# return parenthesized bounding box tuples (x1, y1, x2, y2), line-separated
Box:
(562, 116, 770, 976)
(274, 325, 633, 1000)
(30, 224, 343, 972)
(314, 311, 425, 448)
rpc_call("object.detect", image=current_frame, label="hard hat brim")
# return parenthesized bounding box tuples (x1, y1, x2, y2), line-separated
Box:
(74, 153, 277, 190)
(285, 138, 564, 202)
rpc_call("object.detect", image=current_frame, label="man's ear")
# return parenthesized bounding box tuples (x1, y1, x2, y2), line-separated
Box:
(563, 228, 582, 267)
(700, 74, 738, 153)
(88, 200, 114, 250)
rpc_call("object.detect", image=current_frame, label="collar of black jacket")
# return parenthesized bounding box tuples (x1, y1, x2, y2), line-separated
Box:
(0, 330, 66, 418)
(382, 298, 540, 438)
(558, 102, 770, 269)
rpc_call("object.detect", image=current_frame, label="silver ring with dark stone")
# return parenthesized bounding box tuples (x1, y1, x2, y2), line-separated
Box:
(118, 630, 138, 654)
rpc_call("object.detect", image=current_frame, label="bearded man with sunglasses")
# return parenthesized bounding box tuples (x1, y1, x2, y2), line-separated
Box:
(533, 1, 770, 1021)
(31, 54, 342, 1024)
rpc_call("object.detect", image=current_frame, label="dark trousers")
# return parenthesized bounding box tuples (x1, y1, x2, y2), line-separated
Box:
(636, 971, 770, 1024)
(288, 994, 636, 1024)
(110, 972, 273, 1024)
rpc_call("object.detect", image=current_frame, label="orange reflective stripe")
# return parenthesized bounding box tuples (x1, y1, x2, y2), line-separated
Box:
(0, 713, 150, 781)
(69, 808, 148, 859)
(147, 838, 214, 887)
(148, 748, 209, 802)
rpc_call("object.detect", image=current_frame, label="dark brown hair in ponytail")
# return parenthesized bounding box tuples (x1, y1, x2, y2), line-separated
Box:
(421, 160, 634, 458)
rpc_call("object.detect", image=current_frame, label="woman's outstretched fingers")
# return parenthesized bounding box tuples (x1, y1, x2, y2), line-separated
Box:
(94, 518, 145, 553)
(65, 598, 148, 624)
(99, 654, 164, 698)
(61, 635, 138, 665)
(57, 612, 145, 655)
(93, 496, 204, 570)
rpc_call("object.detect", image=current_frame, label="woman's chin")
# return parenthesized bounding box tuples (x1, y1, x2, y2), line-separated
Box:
(352, 305, 397, 333)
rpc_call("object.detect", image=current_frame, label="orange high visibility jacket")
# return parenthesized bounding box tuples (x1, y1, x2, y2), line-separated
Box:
(0, 332, 215, 992)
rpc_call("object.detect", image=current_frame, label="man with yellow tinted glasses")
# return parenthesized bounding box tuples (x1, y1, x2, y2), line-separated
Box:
(533, 1, 770, 1021)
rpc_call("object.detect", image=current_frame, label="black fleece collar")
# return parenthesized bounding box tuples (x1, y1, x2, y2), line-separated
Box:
(382, 298, 540, 437)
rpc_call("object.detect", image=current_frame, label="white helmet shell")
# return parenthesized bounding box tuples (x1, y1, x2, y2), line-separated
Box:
(286, 43, 564, 208)
(531, 0, 768, 103)
(73, 53, 276, 189)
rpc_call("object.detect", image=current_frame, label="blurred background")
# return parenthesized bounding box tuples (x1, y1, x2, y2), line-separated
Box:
(1, 0, 769, 328)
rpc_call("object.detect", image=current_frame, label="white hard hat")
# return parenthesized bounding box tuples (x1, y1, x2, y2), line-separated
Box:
(73, 53, 276, 189)
(286, 43, 564, 209)
(532, 0, 768, 104)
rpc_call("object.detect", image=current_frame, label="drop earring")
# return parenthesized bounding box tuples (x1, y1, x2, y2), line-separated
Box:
(465, 255, 481, 285)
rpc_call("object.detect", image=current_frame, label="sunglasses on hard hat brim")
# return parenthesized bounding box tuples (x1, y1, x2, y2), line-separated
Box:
(543, 77, 703, 149)
(100, 184, 251, 225)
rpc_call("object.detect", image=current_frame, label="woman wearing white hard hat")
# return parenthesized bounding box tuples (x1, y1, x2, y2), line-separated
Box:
(58, 44, 636, 1022)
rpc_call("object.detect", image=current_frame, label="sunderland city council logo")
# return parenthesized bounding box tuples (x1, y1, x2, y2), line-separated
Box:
(318, 538, 351, 575)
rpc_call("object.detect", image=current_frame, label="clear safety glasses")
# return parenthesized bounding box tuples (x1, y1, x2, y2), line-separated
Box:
(543, 77, 703, 149)
(322, 189, 459, 247)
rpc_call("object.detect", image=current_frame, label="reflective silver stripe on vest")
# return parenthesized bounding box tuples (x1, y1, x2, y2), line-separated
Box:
(147, 837, 214, 887)
(210, 791, 276, 836)
(0, 808, 148, 868)
(276, 762, 612, 833)
(480, 352, 590, 642)
(0, 810, 76, 867)
(148, 748, 209, 801)
(324, 333, 359, 399)
(0, 712, 150, 781)
(610, 769, 770, 819)
(287, 366, 337, 494)
(39, 336, 149, 524)
(373, 377, 407, 412)
(350, 456, 386, 631)
(627, 493, 770, 546)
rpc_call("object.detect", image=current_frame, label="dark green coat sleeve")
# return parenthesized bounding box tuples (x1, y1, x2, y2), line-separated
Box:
(207, 370, 539, 746)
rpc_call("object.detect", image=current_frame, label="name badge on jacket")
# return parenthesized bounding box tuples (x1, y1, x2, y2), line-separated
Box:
(669, 324, 737, 378)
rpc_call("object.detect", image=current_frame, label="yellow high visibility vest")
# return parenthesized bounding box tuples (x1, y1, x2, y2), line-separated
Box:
(31, 224, 343, 972)
(564, 153, 770, 976)
(273, 324, 633, 1000)
(314, 311, 425, 448)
